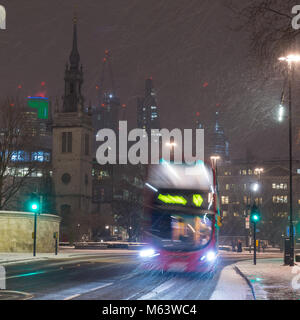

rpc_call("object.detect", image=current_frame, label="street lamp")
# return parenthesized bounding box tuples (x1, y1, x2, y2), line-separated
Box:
(278, 104, 285, 122)
(210, 155, 220, 164)
(165, 142, 177, 147)
(251, 182, 259, 193)
(165, 139, 177, 162)
(210, 155, 221, 206)
(278, 54, 300, 266)
(210, 156, 220, 187)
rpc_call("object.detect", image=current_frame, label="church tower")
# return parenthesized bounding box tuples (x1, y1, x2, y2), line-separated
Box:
(52, 15, 93, 240)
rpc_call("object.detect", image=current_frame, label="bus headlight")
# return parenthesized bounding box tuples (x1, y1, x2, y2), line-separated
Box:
(139, 248, 158, 258)
(200, 251, 217, 262)
(206, 251, 217, 262)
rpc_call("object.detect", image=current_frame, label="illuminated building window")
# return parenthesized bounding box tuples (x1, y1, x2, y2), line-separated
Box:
(272, 195, 288, 203)
(244, 196, 251, 205)
(254, 197, 263, 205)
(272, 183, 287, 190)
(277, 212, 288, 217)
(233, 212, 239, 217)
(225, 184, 230, 190)
(248, 169, 253, 175)
(221, 196, 229, 204)
(223, 211, 228, 217)
(97, 170, 109, 180)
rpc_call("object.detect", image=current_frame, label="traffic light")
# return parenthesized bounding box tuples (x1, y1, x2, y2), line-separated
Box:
(29, 193, 40, 213)
(250, 204, 261, 223)
(216, 215, 222, 227)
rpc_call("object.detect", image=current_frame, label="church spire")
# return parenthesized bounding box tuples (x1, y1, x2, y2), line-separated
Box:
(69, 11, 80, 70)
(62, 14, 84, 113)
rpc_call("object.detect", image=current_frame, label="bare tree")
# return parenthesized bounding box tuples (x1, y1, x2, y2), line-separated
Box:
(0, 98, 42, 209)
(227, 0, 299, 73)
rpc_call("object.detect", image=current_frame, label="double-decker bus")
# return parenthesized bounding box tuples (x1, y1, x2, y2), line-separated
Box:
(139, 160, 220, 273)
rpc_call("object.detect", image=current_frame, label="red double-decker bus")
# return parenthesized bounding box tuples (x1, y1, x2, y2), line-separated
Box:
(140, 160, 220, 273)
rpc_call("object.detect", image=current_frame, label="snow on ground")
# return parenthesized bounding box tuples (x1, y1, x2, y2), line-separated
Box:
(210, 265, 254, 300)
(0, 249, 137, 266)
(235, 258, 300, 300)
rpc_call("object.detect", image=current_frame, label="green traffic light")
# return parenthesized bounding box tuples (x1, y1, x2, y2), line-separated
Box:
(31, 204, 38, 210)
(251, 212, 260, 223)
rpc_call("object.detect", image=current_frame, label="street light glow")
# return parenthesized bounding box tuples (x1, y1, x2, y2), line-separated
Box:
(278, 54, 300, 63)
(210, 155, 220, 161)
(278, 104, 285, 122)
(251, 183, 259, 192)
(166, 142, 176, 147)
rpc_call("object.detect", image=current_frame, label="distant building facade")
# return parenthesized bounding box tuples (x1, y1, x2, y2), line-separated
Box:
(137, 78, 160, 134)
(209, 111, 229, 161)
(218, 159, 300, 246)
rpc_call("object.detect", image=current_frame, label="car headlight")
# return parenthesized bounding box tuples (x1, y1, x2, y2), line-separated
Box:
(139, 248, 159, 258)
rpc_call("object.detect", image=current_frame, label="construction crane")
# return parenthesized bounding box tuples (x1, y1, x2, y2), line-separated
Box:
(95, 50, 127, 126)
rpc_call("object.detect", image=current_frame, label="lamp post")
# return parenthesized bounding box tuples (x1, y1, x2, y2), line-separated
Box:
(210, 155, 220, 194)
(278, 54, 300, 266)
(249, 182, 260, 255)
(166, 139, 177, 162)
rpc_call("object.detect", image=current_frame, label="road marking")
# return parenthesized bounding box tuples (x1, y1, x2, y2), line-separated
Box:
(64, 283, 113, 300)
(2, 270, 46, 281)
(35, 282, 113, 300)
(138, 279, 177, 300)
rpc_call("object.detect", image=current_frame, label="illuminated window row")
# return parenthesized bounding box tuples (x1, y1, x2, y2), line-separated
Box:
(6, 167, 44, 177)
(276, 212, 288, 218)
(272, 183, 287, 190)
(221, 196, 229, 204)
(272, 195, 288, 203)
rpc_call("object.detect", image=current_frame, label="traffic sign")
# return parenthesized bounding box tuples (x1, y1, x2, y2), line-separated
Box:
(286, 226, 296, 237)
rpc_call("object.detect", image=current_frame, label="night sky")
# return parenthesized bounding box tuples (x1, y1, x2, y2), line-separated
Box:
(0, 0, 298, 160)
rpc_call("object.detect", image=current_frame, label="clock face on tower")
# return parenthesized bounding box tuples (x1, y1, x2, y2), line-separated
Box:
(61, 173, 71, 184)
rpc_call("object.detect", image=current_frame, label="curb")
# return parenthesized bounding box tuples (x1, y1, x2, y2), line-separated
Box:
(0, 257, 47, 266)
(234, 265, 256, 300)
(0, 290, 33, 300)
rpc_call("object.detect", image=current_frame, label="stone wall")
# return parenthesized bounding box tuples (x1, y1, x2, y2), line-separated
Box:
(0, 211, 61, 253)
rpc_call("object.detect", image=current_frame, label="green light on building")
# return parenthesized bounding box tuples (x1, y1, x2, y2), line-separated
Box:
(27, 97, 49, 119)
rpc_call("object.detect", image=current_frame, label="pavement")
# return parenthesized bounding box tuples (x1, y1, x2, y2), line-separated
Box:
(0, 248, 136, 266)
(235, 258, 300, 300)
